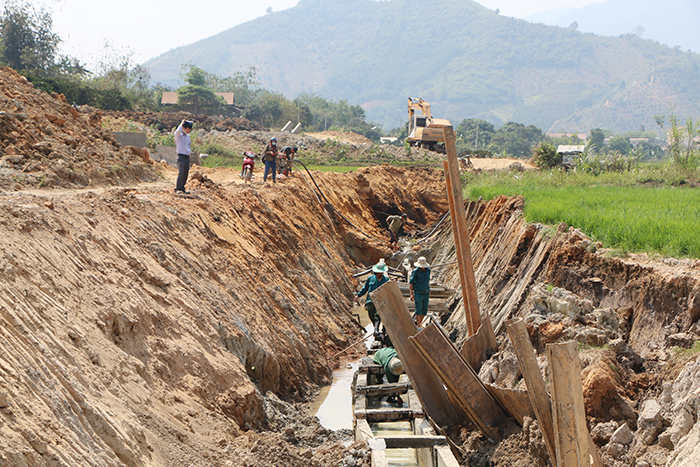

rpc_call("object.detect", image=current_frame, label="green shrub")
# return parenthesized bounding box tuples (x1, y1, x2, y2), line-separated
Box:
(532, 142, 560, 169)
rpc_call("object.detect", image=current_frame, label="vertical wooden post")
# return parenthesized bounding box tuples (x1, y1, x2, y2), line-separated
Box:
(506, 319, 557, 466)
(443, 126, 496, 348)
(442, 159, 476, 334)
(546, 342, 591, 467)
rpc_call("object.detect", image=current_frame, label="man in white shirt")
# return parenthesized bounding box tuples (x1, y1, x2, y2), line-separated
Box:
(174, 120, 193, 193)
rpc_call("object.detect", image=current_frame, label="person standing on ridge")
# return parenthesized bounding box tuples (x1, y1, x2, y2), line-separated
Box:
(386, 213, 408, 251)
(262, 137, 279, 183)
(174, 120, 193, 194)
(355, 261, 389, 335)
(409, 256, 431, 328)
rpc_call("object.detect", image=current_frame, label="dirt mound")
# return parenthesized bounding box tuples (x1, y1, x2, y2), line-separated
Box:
(0, 67, 157, 191)
(100, 109, 265, 133)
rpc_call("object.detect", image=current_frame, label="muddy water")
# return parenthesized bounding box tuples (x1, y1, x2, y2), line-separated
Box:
(309, 360, 360, 430)
(310, 305, 373, 430)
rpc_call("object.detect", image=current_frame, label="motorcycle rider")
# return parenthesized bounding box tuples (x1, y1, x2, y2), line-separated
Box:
(262, 137, 279, 183)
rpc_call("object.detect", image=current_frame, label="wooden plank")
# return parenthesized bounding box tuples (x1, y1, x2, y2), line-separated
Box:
(435, 445, 461, 467)
(444, 128, 486, 338)
(404, 300, 450, 314)
(355, 419, 374, 443)
(506, 319, 557, 466)
(381, 435, 448, 448)
(358, 382, 410, 396)
(370, 281, 460, 428)
(589, 431, 604, 467)
(547, 342, 590, 467)
(371, 449, 390, 467)
(353, 371, 368, 415)
(442, 157, 480, 336)
(460, 322, 492, 372)
(409, 322, 508, 440)
(355, 408, 420, 422)
(484, 383, 536, 426)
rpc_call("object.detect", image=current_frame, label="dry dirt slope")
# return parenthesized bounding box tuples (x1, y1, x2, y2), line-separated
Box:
(0, 164, 447, 466)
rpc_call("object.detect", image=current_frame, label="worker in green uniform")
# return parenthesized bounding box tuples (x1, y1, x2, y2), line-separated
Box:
(386, 213, 407, 251)
(373, 346, 405, 404)
(355, 261, 389, 334)
(409, 256, 431, 328)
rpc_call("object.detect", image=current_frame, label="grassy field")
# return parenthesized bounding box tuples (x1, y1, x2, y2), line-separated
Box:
(464, 166, 700, 258)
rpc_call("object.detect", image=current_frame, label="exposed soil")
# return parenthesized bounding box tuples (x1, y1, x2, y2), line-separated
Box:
(3, 65, 700, 467)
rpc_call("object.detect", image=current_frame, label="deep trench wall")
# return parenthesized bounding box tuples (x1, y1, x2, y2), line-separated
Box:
(0, 166, 448, 467)
(433, 196, 700, 357)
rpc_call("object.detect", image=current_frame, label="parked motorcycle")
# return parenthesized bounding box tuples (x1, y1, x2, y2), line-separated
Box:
(241, 151, 259, 184)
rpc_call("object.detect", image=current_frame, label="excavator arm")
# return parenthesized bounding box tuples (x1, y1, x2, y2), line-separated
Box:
(407, 97, 432, 120)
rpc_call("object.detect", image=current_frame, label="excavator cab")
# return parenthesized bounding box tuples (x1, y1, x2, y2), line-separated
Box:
(406, 97, 451, 153)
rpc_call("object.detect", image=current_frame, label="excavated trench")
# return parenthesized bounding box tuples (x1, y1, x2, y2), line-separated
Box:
(313, 193, 700, 467)
(2, 153, 700, 466)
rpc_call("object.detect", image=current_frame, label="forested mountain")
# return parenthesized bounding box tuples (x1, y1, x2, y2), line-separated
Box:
(527, 0, 700, 55)
(145, 0, 700, 132)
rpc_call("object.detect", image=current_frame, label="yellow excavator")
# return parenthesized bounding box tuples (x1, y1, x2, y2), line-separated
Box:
(406, 97, 452, 153)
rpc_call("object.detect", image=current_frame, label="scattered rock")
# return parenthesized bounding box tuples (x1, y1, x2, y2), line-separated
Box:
(610, 423, 634, 445)
(637, 399, 664, 445)
(604, 442, 625, 459)
(592, 421, 619, 445)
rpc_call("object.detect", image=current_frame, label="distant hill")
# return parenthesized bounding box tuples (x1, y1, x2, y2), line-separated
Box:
(145, 0, 700, 133)
(527, 0, 700, 54)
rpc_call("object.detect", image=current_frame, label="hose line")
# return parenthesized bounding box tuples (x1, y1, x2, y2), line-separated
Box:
(293, 160, 375, 240)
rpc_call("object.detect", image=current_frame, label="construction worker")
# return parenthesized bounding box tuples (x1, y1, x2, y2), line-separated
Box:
(386, 213, 408, 251)
(355, 261, 389, 335)
(174, 120, 193, 194)
(409, 256, 431, 328)
(262, 137, 279, 183)
(373, 347, 405, 404)
(278, 146, 297, 176)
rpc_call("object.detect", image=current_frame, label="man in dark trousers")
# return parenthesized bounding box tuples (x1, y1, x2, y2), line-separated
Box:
(174, 119, 193, 194)
(373, 346, 405, 404)
(262, 137, 279, 183)
(409, 256, 431, 328)
(386, 213, 407, 251)
(354, 261, 389, 335)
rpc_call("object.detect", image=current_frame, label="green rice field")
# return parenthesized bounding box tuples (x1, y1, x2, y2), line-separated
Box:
(465, 168, 700, 258)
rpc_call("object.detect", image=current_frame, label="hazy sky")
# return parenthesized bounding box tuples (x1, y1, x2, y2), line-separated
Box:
(43, 0, 601, 72)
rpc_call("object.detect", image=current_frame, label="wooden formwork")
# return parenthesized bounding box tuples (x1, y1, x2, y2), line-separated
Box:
(353, 359, 460, 467)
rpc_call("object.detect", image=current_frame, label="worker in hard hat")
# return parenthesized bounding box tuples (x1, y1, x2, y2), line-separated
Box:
(409, 256, 431, 328)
